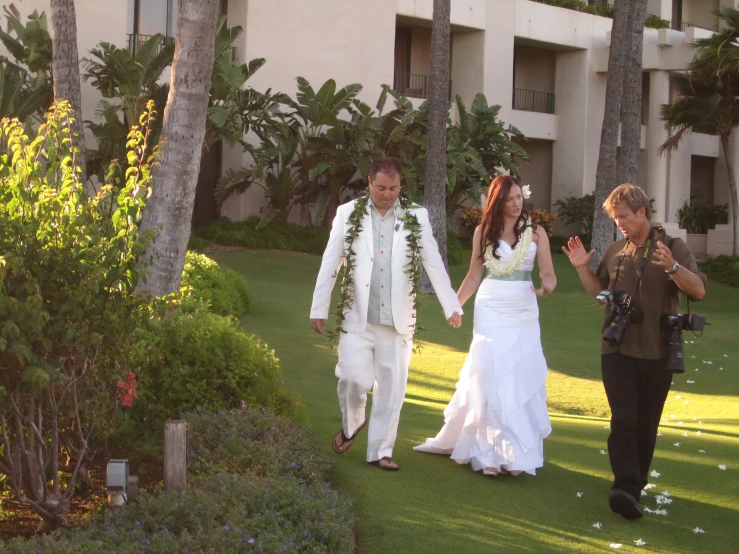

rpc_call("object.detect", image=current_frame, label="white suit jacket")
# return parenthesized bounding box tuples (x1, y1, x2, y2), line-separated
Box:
(310, 199, 463, 335)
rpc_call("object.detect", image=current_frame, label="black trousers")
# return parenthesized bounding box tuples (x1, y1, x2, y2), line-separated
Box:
(601, 353, 673, 500)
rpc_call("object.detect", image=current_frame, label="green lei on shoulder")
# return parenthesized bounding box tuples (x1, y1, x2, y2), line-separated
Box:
(327, 190, 423, 344)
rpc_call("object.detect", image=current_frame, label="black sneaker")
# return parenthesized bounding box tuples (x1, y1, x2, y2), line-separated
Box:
(609, 489, 644, 520)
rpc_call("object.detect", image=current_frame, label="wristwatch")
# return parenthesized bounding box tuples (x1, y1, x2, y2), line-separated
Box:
(666, 261, 680, 275)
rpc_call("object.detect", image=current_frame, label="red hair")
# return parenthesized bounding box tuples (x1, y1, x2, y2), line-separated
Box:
(478, 175, 533, 260)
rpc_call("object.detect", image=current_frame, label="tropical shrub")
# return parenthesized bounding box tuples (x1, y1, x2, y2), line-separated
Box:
(677, 198, 729, 234)
(701, 255, 739, 287)
(180, 252, 250, 317)
(554, 192, 596, 241)
(0, 8, 54, 124)
(192, 216, 330, 254)
(0, 101, 159, 526)
(129, 309, 302, 424)
(461, 205, 483, 232)
(447, 233, 470, 266)
(530, 208, 557, 237)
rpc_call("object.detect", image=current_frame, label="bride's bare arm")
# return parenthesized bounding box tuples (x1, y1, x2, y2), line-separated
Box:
(457, 226, 485, 307)
(533, 228, 556, 296)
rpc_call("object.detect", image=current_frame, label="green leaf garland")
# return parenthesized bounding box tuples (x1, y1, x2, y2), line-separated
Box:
(328, 190, 423, 345)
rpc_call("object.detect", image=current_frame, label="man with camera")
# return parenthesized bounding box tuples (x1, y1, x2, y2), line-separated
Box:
(563, 184, 706, 520)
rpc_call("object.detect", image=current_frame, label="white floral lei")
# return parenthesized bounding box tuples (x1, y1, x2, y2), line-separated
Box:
(484, 219, 533, 276)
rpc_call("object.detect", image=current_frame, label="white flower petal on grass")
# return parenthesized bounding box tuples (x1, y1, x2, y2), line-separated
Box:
(724, 354, 728, 357)
(693, 527, 705, 534)
(643, 506, 654, 513)
(698, 421, 704, 425)
(687, 380, 695, 384)
(577, 492, 583, 498)
(609, 544, 622, 549)
(675, 395, 682, 399)
(592, 522, 602, 529)
(719, 464, 727, 470)
(699, 450, 706, 454)
(641, 490, 648, 497)
(655, 495, 673, 505)
(644, 483, 657, 490)
(678, 421, 684, 425)
(694, 368, 700, 372)
(670, 414, 677, 418)
(654, 508, 668, 516)
(696, 431, 701, 436)
(682, 432, 689, 437)
(634, 539, 647, 547)
(600, 449, 608, 455)
(673, 442, 681, 447)
(657, 432, 664, 436)
(604, 425, 611, 430)
(650, 470, 661, 478)
(661, 491, 670, 497)
(720, 367, 724, 370)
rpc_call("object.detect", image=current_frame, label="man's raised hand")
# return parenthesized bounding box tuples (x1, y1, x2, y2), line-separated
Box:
(310, 318, 327, 335)
(562, 236, 596, 268)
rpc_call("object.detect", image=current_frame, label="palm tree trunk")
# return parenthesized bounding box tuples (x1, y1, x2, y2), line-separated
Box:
(720, 134, 739, 256)
(50, 0, 86, 166)
(619, 0, 647, 187)
(138, 0, 220, 296)
(591, 0, 633, 269)
(421, 0, 451, 293)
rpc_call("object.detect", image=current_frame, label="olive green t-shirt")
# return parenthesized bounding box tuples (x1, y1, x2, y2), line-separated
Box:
(596, 227, 707, 359)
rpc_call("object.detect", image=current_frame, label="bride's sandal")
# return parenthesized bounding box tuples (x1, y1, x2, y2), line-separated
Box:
(482, 467, 500, 476)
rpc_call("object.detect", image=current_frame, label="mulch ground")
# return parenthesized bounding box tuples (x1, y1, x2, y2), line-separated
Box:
(0, 448, 163, 541)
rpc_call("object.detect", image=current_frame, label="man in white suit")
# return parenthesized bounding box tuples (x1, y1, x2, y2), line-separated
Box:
(310, 157, 463, 471)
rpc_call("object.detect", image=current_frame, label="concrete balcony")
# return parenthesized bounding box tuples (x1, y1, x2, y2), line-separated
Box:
(508, 109, 557, 141)
(396, 0, 485, 30)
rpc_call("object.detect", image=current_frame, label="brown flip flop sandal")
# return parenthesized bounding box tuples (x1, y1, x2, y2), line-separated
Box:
(332, 420, 366, 454)
(369, 456, 400, 471)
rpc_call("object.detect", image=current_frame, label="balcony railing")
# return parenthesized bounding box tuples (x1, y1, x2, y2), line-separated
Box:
(393, 72, 452, 101)
(512, 88, 555, 115)
(671, 20, 716, 33)
(127, 33, 175, 55)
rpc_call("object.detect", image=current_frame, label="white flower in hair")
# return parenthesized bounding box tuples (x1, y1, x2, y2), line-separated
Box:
(522, 184, 532, 199)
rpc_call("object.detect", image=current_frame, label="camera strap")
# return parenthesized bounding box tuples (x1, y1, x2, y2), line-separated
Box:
(667, 236, 691, 315)
(614, 227, 654, 292)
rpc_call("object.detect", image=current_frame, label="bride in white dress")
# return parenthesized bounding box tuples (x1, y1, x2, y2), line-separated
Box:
(414, 175, 557, 476)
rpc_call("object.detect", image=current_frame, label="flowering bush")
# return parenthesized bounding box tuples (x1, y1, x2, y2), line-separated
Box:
(1, 408, 354, 553)
(0, 101, 159, 526)
(187, 407, 330, 484)
(530, 209, 557, 237)
(1, 474, 355, 553)
(116, 372, 138, 407)
(180, 251, 251, 317)
(461, 206, 483, 232)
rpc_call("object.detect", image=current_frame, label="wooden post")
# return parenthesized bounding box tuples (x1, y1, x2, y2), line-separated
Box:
(164, 420, 187, 493)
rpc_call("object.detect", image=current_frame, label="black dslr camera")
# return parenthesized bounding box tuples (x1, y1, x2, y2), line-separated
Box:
(596, 290, 643, 346)
(661, 313, 707, 373)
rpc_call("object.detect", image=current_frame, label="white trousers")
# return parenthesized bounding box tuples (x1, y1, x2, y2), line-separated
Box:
(336, 323, 413, 462)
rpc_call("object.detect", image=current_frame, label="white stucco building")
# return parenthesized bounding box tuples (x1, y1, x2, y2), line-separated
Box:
(3, 0, 736, 254)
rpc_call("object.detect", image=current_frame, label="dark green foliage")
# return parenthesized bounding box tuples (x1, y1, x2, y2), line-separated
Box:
(701, 255, 739, 287)
(2, 473, 354, 553)
(677, 199, 729, 234)
(187, 407, 330, 483)
(193, 217, 330, 254)
(447, 233, 469, 266)
(554, 193, 596, 242)
(130, 309, 303, 424)
(181, 252, 251, 317)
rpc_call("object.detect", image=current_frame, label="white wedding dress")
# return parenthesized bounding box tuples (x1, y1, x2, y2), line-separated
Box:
(414, 240, 551, 475)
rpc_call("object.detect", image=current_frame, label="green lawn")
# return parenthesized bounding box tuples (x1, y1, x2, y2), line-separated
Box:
(209, 249, 739, 553)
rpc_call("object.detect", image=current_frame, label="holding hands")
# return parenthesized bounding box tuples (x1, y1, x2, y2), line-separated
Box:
(562, 236, 596, 268)
(533, 276, 556, 297)
(447, 312, 462, 328)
